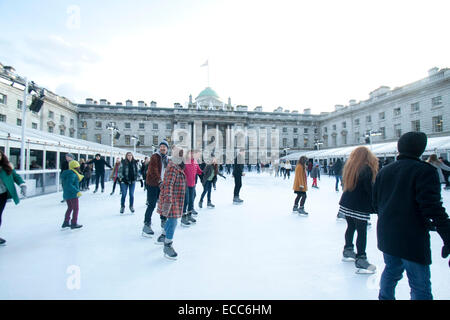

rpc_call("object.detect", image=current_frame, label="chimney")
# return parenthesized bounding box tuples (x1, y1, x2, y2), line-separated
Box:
(428, 67, 439, 76)
(349, 99, 356, 106)
(100, 99, 107, 105)
(116, 102, 123, 106)
(86, 98, 94, 105)
(303, 108, 311, 114)
(334, 105, 344, 111)
(138, 100, 145, 107)
(126, 100, 133, 106)
(150, 101, 157, 108)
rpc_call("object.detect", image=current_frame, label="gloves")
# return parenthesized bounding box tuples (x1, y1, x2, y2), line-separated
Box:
(20, 185, 27, 197)
(77, 192, 82, 197)
(442, 245, 449, 267)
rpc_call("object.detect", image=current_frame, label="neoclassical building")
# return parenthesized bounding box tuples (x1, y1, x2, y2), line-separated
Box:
(1, 60, 449, 164)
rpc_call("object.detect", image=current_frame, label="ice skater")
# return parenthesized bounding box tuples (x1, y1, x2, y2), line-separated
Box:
(181, 150, 202, 226)
(87, 154, 112, 193)
(0, 150, 27, 245)
(338, 146, 378, 274)
(292, 156, 308, 215)
(373, 132, 450, 300)
(332, 158, 343, 192)
(199, 156, 226, 209)
(284, 160, 292, 179)
(110, 157, 121, 195)
(310, 163, 320, 188)
(118, 152, 138, 214)
(232, 149, 245, 204)
(61, 160, 83, 230)
(156, 144, 186, 260)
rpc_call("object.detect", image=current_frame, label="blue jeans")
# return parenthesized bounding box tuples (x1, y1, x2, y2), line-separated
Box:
(379, 253, 433, 300)
(335, 175, 343, 190)
(164, 218, 178, 240)
(200, 181, 212, 203)
(183, 186, 196, 213)
(120, 182, 135, 207)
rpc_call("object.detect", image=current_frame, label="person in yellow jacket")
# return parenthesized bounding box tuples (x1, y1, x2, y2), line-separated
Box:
(293, 156, 309, 215)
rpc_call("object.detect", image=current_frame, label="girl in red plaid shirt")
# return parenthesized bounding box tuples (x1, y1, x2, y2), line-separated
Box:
(156, 144, 186, 260)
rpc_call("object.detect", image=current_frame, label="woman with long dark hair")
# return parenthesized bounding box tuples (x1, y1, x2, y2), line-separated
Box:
(0, 150, 27, 245)
(338, 146, 378, 274)
(118, 152, 138, 214)
(292, 156, 309, 215)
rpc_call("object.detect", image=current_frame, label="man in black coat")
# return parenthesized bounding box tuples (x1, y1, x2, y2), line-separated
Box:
(373, 131, 450, 300)
(87, 154, 112, 193)
(332, 158, 343, 191)
(232, 149, 245, 204)
(438, 156, 450, 189)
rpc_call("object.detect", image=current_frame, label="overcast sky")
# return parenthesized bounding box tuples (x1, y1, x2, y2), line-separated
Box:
(1, 0, 449, 113)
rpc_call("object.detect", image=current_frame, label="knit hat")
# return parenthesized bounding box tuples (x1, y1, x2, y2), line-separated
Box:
(66, 153, 75, 160)
(159, 140, 169, 148)
(397, 131, 427, 158)
(69, 160, 80, 170)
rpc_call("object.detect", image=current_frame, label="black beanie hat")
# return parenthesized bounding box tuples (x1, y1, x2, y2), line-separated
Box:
(397, 131, 427, 158)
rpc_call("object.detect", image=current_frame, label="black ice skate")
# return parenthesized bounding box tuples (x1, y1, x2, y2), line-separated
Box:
(355, 255, 376, 274)
(181, 214, 191, 227)
(292, 205, 298, 213)
(207, 201, 215, 209)
(0, 237, 6, 246)
(298, 207, 309, 216)
(342, 246, 356, 262)
(155, 233, 165, 245)
(70, 223, 83, 230)
(120, 206, 125, 214)
(187, 212, 196, 224)
(163, 241, 178, 260)
(191, 209, 198, 216)
(233, 196, 244, 205)
(129, 206, 135, 213)
(142, 224, 154, 237)
(93, 188, 98, 193)
(198, 200, 203, 209)
(61, 221, 71, 230)
(336, 212, 346, 221)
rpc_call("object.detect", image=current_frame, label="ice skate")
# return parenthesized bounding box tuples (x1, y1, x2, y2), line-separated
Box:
(342, 247, 356, 262)
(155, 233, 165, 245)
(336, 212, 346, 221)
(191, 209, 198, 216)
(181, 214, 191, 227)
(120, 206, 125, 214)
(61, 221, 71, 230)
(207, 201, 215, 209)
(292, 205, 298, 213)
(233, 196, 244, 205)
(0, 237, 6, 246)
(187, 212, 196, 224)
(70, 223, 83, 230)
(93, 188, 98, 193)
(298, 207, 309, 216)
(355, 256, 376, 274)
(142, 224, 154, 237)
(163, 241, 178, 260)
(198, 200, 203, 209)
(129, 206, 135, 214)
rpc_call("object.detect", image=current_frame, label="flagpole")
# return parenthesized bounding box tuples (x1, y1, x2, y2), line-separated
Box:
(207, 61, 210, 87)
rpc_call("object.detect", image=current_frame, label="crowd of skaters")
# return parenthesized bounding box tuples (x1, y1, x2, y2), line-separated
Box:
(0, 131, 449, 300)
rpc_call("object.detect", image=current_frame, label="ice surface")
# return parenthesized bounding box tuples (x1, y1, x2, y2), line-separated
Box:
(0, 172, 449, 299)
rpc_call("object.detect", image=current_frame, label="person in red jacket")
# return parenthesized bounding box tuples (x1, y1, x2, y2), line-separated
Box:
(181, 150, 202, 226)
(156, 144, 186, 260)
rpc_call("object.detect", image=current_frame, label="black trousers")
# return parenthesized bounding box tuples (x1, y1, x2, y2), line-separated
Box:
(344, 216, 368, 258)
(95, 171, 105, 190)
(144, 186, 160, 225)
(0, 192, 8, 227)
(294, 191, 307, 208)
(233, 175, 242, 197)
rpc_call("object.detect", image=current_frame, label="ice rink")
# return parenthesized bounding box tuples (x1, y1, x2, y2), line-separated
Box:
(0, 171, 449, 300)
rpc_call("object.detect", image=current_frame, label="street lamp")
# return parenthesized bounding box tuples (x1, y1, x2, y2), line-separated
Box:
(364, 129, 382, 150)
(131, 135, 138, 154)
(106, 122, 119, 166)
(314, 140, 324, 151)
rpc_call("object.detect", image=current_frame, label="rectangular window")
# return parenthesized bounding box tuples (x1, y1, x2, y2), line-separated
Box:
(432, 96, 442, 106)
(153, 123, 159, 130)
(355, 132, 360, 144)
(125, 122, 131, 129)
(166, 123, 172, 130)
(411, 120, 420, 132)
(379, 112, 385, 120)
(81, 133, 87, 140)
(32, 122, 38, 129)
(393, 108, 401, 116)
(332, 124, 336, 130)
(60, 115, 65, 123)
(293, 128, 298, 134)
(69, 131, 74, 138)
(282, 127, 287, 133)
(411, 102, 420, 112)
(48, 111, 54, 119)
(0, 114, 6, 122)
(432, 115, 443, 132)
(17, 100, 23, 109)
(139, 135, 145, 145)
(60, 129, 65, 136)
(153, 135, 159, 145)
(366, 115, 371, 123)
(125, 135, 131, 145)
(179, 123, 186, 129)
(354, 119, 360, 126)
(95, 121, 102, 129)
(293, 138, 298, 147)
(16, 118, 22, 126)
(304, 138, 309, 148)
(343, 135, 347, 145)
(139, 123, 145, 129)
(95, 134, 101, 143)
(0, 93, 6, 104)
(379, 127, 386, 139)
(394, 124, 402, 138)
(324, 127, 328, 133)
(342, 122, 346, 129)
(48, 126, 54, 133)
(282, 138, 287, 147)
(304, 128, 308, 134)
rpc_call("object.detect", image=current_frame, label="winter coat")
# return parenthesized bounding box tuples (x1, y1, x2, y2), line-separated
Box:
(157, 160, 186, 219)
(118, 159, 139, 184)
(332, 159, 343, 176)
(285, 163, 292, 171)
(61, 169, 80, 200)
(429, 161, 450, 184)
(146, 152, 168, 187)
(310, 166, 321, 179)
(110, 162, 120, 180)
(293, 163, 308, 192)
(184, 158, 202, 187)
(339, 165, 375, 217)
(0, 168, 25, 204)
(86, 158, 112, 173)
(373, 155, 450, 265)
(307, 162, 313, 171)
(233, 154, 245, 177)
(82, 164, 92, 178)
(201, 164, 225, 185)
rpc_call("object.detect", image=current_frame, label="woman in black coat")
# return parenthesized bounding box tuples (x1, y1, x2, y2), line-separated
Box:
(118, 152, 139, 214)
(338, 146, 379, 274)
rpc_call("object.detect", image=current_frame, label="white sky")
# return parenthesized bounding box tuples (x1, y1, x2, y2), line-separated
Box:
(1, 0, 449, 113)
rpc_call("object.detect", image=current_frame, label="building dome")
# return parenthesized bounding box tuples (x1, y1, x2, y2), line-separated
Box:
(196, 87, 220, 100)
